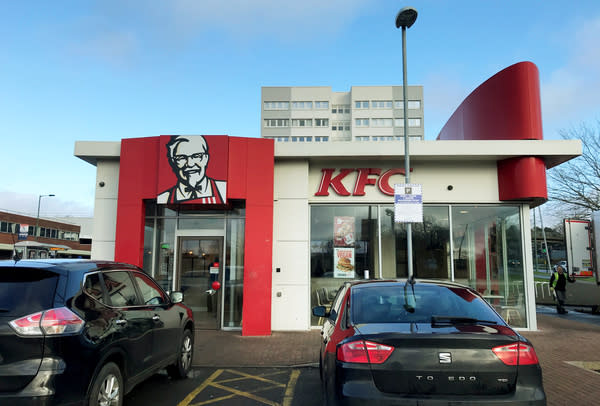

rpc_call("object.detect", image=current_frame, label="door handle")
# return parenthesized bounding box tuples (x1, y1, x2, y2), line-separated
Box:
(115, 319, 127, 326)
(152, 315, 160, 322)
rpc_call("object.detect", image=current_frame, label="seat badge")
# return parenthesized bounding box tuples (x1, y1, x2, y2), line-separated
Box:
(439, 352, 452, 364)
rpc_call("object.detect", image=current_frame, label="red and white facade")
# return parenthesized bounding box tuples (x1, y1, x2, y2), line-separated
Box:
(76, 62, 580, 334)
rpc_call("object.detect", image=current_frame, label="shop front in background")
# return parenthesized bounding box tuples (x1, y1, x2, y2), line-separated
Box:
(310, 204, 527, 328)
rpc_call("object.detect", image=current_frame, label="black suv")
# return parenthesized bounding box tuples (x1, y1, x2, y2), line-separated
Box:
(0, 259, 195, 405)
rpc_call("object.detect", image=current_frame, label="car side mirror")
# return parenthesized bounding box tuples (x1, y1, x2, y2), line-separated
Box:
(170, 291, 184, 304)
(312, 305, 329, 318)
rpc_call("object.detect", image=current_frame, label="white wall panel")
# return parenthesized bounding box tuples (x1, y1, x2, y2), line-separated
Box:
(271, 284, 310, 330)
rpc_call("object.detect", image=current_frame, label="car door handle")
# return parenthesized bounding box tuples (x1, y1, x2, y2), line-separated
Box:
(152, 315, 160, 322)
(115, 319, 127, 326)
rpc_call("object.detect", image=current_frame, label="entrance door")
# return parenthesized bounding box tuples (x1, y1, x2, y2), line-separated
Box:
(177, 237, 223, 329)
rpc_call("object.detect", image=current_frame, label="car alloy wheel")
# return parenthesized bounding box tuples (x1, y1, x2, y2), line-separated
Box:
(89, 362, 123, 406)
(168, 329, 194, 379)
(181, 331, 193, 371)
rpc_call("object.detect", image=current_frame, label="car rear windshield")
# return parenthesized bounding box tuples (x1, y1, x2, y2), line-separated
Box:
(0, 267, 59, 317)
(351, 284, 504, 324)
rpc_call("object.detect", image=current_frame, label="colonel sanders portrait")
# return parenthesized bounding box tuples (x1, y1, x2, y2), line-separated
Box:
(157, 135, 227, 204)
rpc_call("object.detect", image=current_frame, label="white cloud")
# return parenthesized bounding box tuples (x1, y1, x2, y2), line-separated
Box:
(0, 191, 93, 218)
(68, 0, 371, 65)
(421, 71, 472, 139)
(541, 16, 600, 135)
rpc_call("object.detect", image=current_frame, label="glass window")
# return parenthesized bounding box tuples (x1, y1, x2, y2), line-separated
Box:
(292, 119, 312, 127)
(264, 119, 289, 128)
(379, 206, 450, 280)
(315, 119, 329, 127)
(354, 101, 369, 109)
(310, 205, 378, 325)
(372, 100, 392, 109)
(315, 101, 329, 109)
(355, 118, 369, 127)
(223, 218, 245, 327)
(264, 101, 289, 110)
(292, 101, 312, 109)
(350, 284, 503, 324)
(148, 218, 176, 292)
(452, 206, 525, 327)
(395, 100, 421, 109)
(133, 272, 166, 305)
(394, 118, 421, 127)
(372, 118, 393, 127)
(178, 218, 225, 230)
(102, 271, 140, 307)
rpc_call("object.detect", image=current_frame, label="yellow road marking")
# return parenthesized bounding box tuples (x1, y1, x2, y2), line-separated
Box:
(210, 382, 280, 406)
(178, 369, 224, 406)
(282, 370, 301, 406)
(222, 369, 286, 387)
(178, 368, 302, 406)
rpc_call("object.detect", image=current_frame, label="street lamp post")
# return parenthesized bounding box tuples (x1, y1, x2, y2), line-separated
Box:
(35, 194, 55, 240)
(396, 6, 418, 280)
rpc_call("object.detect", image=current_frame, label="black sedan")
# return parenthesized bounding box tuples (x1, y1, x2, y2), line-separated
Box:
(0, 259, 194, 406)
(313, 279, 546, 405)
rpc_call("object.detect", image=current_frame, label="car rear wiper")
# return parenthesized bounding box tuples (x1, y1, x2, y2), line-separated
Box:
(431, 315, 498, 326)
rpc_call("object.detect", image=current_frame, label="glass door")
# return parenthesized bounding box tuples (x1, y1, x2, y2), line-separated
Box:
(177, 237, 223, 329)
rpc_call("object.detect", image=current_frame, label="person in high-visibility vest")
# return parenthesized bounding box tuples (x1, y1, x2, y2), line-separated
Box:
(549, 265, 575, 314)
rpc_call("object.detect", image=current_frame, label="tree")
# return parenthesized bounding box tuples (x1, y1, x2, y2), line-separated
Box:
(547, 120, 600, 218)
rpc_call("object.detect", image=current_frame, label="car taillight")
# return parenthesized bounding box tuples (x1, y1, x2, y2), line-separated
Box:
(492, 342, 539, 366)
(9, 307, 84, 336)
(337, 340, 394, 364)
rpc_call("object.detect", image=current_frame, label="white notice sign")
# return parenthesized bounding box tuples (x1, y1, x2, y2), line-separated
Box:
(394, 184, 423, 223)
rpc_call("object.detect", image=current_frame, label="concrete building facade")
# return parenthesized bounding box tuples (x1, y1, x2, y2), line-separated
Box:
(261, 86, 424, 143)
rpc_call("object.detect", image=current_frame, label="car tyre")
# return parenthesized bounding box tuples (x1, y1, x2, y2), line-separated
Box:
(167, 329, 194, 379)
(88, 362, 123, 406)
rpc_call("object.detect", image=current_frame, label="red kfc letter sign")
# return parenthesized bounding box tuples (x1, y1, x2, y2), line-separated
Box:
(315, 168, 407, 197)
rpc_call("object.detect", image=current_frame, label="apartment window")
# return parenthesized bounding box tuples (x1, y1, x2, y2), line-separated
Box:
(394, 118, 422, 127)
(275, 137, 290, 142)
(315, 118, 329, 127)
(395, 100, 421, 109)
(356, 136, 370, 141)
(373, 136, 394, 141)
(264, 119, 289, 127)
(372, 100, 393, 109)
(292, 119, 313, 127)
(292, 101, 313, 109)
(264, 101, 289, 110)
(371, 118, 393, 127)
(332, 121, 351, 131)
(315, 136, 329, 142)
(332, 104, 350, 114)
(355, 101, 369, 109)
(355, 118, 369, 127)
(315, 101, 329, 109)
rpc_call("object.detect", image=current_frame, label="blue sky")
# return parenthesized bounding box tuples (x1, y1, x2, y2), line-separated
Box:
(1, 0, 599, 218)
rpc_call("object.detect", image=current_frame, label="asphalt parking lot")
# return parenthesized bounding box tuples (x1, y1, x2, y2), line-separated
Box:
(125, 367, 320, 406)
(125, 307, 600, 406)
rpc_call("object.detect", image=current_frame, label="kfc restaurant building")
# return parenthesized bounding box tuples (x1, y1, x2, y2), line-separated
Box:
(75, 62, 580, 335)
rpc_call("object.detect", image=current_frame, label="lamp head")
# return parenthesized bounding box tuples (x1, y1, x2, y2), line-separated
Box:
(396, 7, 418, 29)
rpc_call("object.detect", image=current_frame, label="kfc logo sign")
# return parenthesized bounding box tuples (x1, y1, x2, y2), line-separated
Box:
(315, 168, 409, 196)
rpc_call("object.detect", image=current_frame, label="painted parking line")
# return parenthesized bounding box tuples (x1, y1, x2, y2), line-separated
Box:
(178, 369, 301, 406)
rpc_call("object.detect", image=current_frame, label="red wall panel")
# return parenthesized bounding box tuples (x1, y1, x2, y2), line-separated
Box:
(497, 157, 547, 201)
(436, 61, 547, 201)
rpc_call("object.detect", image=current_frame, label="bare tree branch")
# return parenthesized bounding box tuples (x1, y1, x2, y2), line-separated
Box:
(546, 120, 600, 218)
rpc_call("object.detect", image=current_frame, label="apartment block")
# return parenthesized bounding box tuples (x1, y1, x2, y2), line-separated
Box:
(261, 86, 424, 142)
